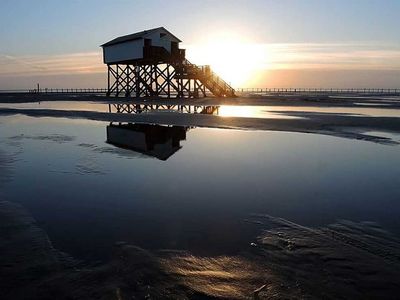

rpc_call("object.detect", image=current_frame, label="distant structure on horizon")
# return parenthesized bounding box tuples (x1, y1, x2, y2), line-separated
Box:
(101, 27, 235, 98)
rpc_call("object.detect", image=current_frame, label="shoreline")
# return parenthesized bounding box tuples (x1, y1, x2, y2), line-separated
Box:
(0, 107, 399, 144)
(1, 93, 400, 109)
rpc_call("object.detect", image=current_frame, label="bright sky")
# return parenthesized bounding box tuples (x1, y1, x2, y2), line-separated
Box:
(0, 0, 399, 89)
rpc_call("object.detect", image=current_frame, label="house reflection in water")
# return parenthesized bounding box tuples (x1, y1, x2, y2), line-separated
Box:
(106, 123, 189, 160)
(108, 103, 219, 115)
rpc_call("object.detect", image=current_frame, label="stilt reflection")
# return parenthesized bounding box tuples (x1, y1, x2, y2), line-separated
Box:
(108, 103, 219, 115)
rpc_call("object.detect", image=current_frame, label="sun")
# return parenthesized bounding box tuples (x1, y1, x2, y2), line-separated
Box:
(185, 33, 267, 88)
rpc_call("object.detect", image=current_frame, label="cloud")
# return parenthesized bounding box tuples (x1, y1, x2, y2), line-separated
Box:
(2, 42, 400, 79)
(0, 51, 105, 77)
(1, 43, 400, 89)
(185, 42, 400, 71)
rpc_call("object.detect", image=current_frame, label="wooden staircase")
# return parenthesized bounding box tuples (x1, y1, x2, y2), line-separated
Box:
(173, 59, 236, 97)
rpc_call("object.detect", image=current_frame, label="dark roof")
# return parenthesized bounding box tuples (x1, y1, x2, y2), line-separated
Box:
(101, 27, 182, 47)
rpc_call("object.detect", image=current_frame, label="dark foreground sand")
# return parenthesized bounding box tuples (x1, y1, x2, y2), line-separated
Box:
(1, 201, 400, 299)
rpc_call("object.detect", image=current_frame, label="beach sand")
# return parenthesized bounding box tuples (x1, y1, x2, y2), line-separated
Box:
(1, 201, 400, 299)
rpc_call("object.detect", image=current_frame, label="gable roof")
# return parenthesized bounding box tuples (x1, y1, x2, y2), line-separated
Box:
(101, 27, 182, 47)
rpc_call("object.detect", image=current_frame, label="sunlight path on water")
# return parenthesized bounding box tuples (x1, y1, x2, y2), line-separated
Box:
(1, 100, 399, 118)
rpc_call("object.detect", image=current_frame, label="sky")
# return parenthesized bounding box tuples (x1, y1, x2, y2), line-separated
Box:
(0, 0, 399, 89)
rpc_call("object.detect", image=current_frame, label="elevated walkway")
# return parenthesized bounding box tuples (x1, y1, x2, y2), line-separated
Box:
(173, 59, 236, 97)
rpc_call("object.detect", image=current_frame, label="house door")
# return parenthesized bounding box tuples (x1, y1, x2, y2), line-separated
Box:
(171, 41, 178, 53)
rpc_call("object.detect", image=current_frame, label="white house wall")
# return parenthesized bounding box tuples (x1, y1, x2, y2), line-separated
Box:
(104, 39, 144, 64)
(146, 29, 180, 53)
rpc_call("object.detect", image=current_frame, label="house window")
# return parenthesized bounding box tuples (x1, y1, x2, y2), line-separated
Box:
(160, 33, 166, 38)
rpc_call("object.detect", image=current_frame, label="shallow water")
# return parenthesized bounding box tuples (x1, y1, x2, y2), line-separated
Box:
(1, 100, 399, 117)
(0, 100, 108, 112)
(1, 114, 399, 261)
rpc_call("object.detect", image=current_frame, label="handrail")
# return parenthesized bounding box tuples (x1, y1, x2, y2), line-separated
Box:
(2, 87, 398, 95)
(180, 59, 235, 96)
(0, 88, 109, 94)
(235, 88, 400, 95)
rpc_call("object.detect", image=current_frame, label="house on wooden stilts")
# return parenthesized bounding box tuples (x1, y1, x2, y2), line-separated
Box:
(101, 27, 236, 98)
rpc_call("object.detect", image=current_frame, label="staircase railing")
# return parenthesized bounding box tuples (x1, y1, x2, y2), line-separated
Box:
(176, 59, 235, 97)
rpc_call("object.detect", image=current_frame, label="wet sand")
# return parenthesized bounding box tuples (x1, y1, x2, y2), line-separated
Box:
(0, 107, 399, 144)
(1, 201, 400, 299)
(1, 93, 399, 145)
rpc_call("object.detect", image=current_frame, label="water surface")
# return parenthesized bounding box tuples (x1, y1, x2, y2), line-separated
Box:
(1, 100, 399, 117)
(0, 115, 399, 261)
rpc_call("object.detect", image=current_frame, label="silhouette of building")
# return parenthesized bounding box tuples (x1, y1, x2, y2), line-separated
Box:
(106, 123, 188, 160)
(101, 27, 235, 98)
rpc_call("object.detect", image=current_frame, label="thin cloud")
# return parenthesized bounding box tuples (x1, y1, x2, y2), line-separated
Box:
(0, 54, 48, 71)
(0, 51, 104, 76)
(185, 42, 400, 71)
(1, 43, 400, 79)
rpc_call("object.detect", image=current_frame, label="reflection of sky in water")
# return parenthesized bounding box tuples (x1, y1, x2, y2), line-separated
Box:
(218, 105, 400, 118)
(217, 105, 296, 118)
(0, 115, 400, 261)
(1, 100, 399, 117)
(0, 101, 108, 112)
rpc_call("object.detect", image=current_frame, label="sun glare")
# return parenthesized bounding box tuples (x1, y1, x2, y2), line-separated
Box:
(185, 33, 267, 88)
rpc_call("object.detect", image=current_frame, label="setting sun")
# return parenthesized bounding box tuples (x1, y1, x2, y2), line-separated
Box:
(185, 33, 267, 88)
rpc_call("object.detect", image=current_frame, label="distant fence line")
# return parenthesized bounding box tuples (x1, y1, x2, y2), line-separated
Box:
(31, 88, 108, 94)
(0, 87, 399, 95)
(0, 88, 108, 94)
(237, 88, 400, 94)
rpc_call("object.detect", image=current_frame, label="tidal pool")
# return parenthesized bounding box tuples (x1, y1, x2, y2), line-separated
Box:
(0, 114, 399, 262)
(1, 100, 399, 117)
